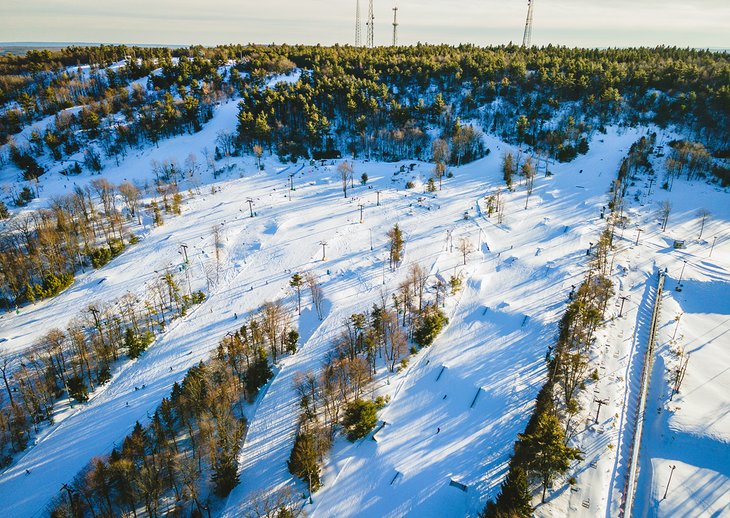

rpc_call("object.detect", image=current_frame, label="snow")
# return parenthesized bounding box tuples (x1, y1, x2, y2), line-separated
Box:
(0, 106, 728, 518)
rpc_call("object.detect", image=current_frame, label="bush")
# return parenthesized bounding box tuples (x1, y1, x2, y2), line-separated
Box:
(413, 306, 449, 346)
(405, 181, 415, 189)
(88, 247, 112, 268)
(109, 239, 125, 257)
(67, 375, 89, 403)
(342, 399, 378, 441)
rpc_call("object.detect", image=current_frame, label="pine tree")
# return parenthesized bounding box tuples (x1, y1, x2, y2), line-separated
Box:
(212, 451, 240, 497)
(491, 466, 533, 517)
(342, 399, 377, 441)
(387, 224, 404, 269)
(518, 413, 582, 502)
(290, 273, 303, 315)
(287, 431, 321, 492)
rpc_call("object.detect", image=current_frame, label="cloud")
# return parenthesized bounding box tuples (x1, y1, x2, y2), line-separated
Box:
(1, 0, 728, 47)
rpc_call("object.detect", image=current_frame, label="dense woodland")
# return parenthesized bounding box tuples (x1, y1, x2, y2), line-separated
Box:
(1, 44, 728, 176)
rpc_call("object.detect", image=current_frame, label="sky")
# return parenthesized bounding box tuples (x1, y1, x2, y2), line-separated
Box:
(1, 0, 729, 49)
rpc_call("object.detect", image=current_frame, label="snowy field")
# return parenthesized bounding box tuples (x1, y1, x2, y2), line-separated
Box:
(0, 85, 728, 518)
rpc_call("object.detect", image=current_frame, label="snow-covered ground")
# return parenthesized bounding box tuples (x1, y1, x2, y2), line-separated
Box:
(0, 92, 728, 518)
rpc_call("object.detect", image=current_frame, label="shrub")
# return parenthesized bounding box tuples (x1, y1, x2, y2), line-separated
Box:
(413, 306, 449, 346)
(88, 247, 112, 268)
(67, 375, 89, 403)
(342, 399, 378, 441)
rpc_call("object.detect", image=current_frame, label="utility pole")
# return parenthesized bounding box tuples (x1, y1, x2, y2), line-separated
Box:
(366, 0, 375, 48)
(392, 6, 399, 46)
(635, 228, 643, 246)
(676, 260, 687, 291)
(710, 235, 718, 257)
(522, 0, 535, 47)
(359, 204, 364, 223)
(355, 0, 362, 47)
(619, 295, 629, 317)
(179, 243, 189, 264)
(662, 465, 677, 500)
(593, 398, 608, 424)
(376, 190, 381, 206)
(320, 241, 327, 261)
(246, 198, 254, 218)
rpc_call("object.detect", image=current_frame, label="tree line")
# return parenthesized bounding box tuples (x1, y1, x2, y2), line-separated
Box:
(47, 299, 299, 517)
(287, 235, 455, 500)
(0, 177, 184, 308)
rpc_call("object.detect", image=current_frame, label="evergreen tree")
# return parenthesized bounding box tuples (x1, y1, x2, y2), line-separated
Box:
(387, 224, 404, 269)
(342, 399, 378, 441)
(518, 413, 582, 502)
(290, 273, 303, 315)
(413, 306, 449, 346)
(287, 431, 321, 492)
(212, 451, 240, 497)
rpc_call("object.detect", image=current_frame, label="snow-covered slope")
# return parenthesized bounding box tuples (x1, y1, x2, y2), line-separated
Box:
(0, 118, 727, 518)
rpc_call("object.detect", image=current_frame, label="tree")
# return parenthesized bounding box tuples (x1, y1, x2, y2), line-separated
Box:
(518, 413, 582, 502)
(338, 161, 353, 198)
(481, 465, 533, 518)
(387, 224, 404, 269)
(287, 431, 321, 493)
(413, 306, 449, 346)
(660, 200, 672, 232)
(290, 273, 303, 315)
(342, 399, 378, 441)
(119, 182, 141, 225)
(502, 153, 515, 190)
(432, 139, 450, 190)
(458, 237, 474, 265)
(212, 450, 239, 497)
(253, 144, 263, 169)
(305, 272, 325, 320)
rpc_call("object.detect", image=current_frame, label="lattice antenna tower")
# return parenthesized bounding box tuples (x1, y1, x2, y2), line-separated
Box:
(522, 0, 534, 47)
(392, 6, 399, 46)
(366, 0, 375, 48)
(355, 0, 362, 47)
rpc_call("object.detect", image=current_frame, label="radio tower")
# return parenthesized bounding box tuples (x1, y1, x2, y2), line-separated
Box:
(522, 0, 534, 47)
(392, 6, 399, 46)
(355, 0, 362, 47)
(366, 0, 375, 48)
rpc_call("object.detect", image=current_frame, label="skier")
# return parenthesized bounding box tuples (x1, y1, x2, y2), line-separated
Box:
(436, 427, 440, 434)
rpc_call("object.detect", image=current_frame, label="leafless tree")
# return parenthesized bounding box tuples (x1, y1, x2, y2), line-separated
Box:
(458, 237, 474, 265)
(660, 200, 672, 232)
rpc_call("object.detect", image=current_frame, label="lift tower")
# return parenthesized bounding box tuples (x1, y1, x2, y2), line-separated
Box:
(522, 0, 535, 47)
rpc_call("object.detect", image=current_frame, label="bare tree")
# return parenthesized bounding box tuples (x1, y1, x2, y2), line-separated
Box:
(338, 161, 353, 198)
(305, 272, 325, 320)
(432, 139, 450, 190)
(660, 201, 672, 232)
(118, 182, 141, 225)
(457, 237, 474, 265)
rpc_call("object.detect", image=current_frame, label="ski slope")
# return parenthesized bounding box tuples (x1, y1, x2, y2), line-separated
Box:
(1, 114, 728, 518)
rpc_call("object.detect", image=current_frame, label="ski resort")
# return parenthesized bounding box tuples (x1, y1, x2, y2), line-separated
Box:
(0, 2, 728, 517)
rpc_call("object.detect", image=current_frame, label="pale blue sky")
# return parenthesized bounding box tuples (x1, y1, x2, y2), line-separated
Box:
(1, 0, 728, 48)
